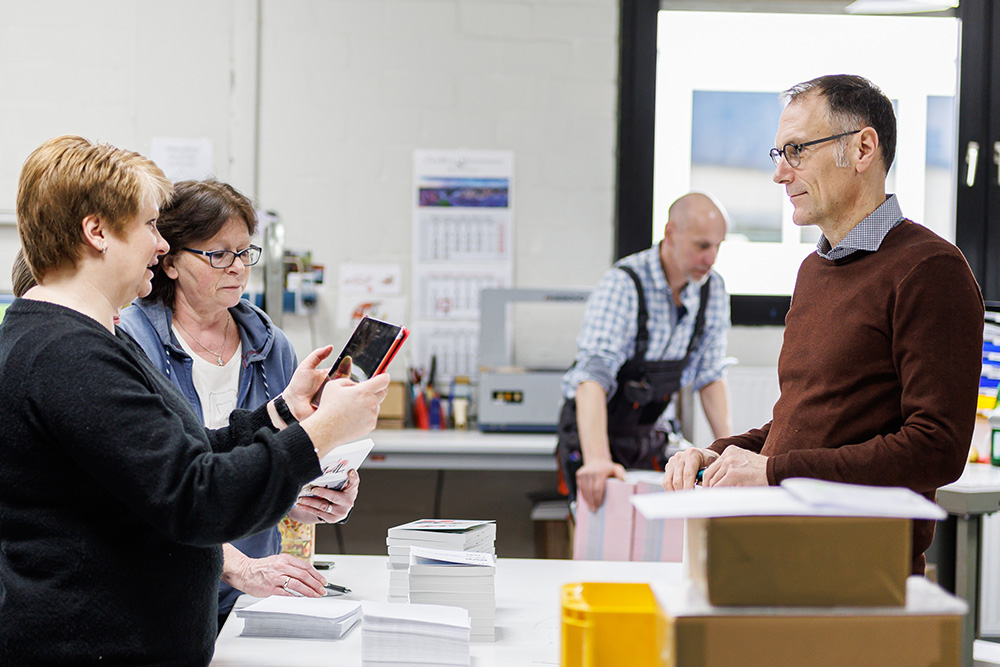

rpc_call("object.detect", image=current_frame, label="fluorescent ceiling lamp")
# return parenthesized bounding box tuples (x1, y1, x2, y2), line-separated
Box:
(846, 0, 957, 13)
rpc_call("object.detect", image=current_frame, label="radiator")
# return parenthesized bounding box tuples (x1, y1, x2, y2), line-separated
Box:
(689, 365, 780, 448)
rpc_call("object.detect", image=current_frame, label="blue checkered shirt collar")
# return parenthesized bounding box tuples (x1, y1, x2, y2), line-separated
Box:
(816, 194, 904, 260)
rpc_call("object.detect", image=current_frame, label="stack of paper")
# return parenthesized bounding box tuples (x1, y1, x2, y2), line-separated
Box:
(361, 600, 471, 666)
(235, 596, 362, 639)
(630, 477, 948, 520)
(386, 519, 495, 603)
(407, 546, 497, 641)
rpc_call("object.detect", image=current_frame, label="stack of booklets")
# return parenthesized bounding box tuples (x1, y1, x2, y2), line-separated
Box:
(235, 596, 362, 639)
(386, 519, 495, 603)
(407, 545, 497, 641)
(361, 600, 470, 666)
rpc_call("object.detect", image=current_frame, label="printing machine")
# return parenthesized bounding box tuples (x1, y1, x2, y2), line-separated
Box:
(476, 287, 590, 432)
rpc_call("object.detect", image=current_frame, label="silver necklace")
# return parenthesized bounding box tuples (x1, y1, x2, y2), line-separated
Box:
(175, 315, 231, 366)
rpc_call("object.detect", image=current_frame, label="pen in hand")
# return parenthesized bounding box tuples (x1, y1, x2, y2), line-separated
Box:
(286, 584, 350, 597)
(325, 583, 352, 594)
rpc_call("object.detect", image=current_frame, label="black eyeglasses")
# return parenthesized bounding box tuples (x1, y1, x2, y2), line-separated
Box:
(769, 130, 861, 168)
(181, 245, 262, 269)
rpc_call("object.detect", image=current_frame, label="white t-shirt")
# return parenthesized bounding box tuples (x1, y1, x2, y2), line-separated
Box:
(172, 323, 243, 429)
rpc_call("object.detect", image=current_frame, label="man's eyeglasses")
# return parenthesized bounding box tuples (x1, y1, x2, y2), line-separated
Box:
(181, 245, 262, 269)
(769, 130, 860, 168)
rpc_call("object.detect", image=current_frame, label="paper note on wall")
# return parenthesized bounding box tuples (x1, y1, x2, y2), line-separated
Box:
(150, 138, 213, 182)
(339, 264, 403, 295)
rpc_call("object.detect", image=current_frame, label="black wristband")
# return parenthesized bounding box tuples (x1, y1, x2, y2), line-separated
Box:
(274, 394, 297, 424)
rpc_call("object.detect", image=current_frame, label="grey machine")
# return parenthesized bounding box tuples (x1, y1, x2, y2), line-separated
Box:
(477, 287, 590, 432)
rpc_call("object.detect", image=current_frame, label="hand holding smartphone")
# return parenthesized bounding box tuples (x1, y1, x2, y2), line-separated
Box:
(312, 316, 409, 404)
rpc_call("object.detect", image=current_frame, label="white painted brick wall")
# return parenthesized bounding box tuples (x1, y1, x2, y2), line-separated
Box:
(255, 0, 620, 352)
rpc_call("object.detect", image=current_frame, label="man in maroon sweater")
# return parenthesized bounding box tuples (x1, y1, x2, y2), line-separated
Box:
(662, 74, 984, 574)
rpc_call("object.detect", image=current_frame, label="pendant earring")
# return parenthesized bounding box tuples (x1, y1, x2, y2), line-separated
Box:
(100, 244, 107, 254)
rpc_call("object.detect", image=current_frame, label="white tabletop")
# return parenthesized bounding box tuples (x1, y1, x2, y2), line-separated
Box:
(938, 463, 1000, 515)
(211, 555, 682, 666)
(367, 429, 558, 471)
(942, 463, 1000, 493)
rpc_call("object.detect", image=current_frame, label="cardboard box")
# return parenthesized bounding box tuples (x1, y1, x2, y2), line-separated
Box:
(655, 577, 964, 667)
(632, 479, 946, 607)
(687, 515, 911, 607)
(376, 381, 407, 429)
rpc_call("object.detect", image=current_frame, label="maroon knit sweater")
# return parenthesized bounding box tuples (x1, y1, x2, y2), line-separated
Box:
(710, 221, 984, 573)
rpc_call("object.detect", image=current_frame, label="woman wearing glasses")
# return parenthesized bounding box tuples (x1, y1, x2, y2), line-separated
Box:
(0, 136, 388, 664)
(118, 179, 358, 629)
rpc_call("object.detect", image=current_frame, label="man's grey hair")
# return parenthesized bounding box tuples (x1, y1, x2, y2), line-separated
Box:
(782, 74, 896, 172)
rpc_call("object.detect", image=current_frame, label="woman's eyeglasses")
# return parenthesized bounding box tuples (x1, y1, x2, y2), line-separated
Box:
(181, 245, 262, 269)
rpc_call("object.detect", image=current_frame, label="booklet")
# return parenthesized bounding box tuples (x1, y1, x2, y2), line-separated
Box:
(306, 438, 375, 491)
(388, 519, 496, 536)
(409, 545, 497, 570)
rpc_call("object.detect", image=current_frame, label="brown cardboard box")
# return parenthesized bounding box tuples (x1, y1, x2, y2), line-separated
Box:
(656, 578, 963, 667)
(376, 381, 407, 429)
(687, 515, 911, 607)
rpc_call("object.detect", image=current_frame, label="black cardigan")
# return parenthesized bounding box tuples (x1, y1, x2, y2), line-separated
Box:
(0, 299, 321, 665)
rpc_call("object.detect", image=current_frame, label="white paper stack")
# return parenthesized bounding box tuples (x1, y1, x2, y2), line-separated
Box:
(406, 546, 497, 642)
(235, 596, 362, 639)
(361, 600, 471, 666)
(386, 519, 495, 603)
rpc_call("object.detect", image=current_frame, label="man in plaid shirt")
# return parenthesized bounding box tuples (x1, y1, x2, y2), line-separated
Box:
(558, 192, 732, 511)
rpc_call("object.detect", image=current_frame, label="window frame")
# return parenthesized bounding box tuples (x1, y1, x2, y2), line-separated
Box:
(617, 1, 968, 322)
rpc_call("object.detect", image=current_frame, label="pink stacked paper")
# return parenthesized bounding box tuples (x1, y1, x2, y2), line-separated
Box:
(630, 475, 683, 562)
(572, 478, 638, 561)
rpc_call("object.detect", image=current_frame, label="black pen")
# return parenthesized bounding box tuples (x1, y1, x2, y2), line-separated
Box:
(325, 583, 351, 594)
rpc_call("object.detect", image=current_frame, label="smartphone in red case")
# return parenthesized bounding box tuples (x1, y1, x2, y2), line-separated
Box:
(313, 316, 409, 403)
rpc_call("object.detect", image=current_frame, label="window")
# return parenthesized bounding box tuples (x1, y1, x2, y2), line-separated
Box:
(652, 11, 960, 297)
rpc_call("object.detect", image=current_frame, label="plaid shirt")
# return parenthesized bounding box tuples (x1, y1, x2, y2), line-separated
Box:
(816, 194, 904, 260)
(562, 244, 730, 400)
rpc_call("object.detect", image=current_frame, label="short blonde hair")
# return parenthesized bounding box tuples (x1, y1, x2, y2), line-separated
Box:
(11, 248, 35, 298)
(16, 135, 173, 278)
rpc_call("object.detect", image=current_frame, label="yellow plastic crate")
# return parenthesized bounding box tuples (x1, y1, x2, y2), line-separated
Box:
(561, 582, 665, 667)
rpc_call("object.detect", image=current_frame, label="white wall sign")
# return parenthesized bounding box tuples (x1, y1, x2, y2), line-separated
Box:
(150, 137, 214, 182)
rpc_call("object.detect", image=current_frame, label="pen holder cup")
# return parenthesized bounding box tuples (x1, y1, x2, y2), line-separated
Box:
(560, 582, 665, 667)
(278, 517, 315, 563)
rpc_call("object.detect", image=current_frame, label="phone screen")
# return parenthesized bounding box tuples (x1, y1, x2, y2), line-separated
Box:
(330, 316, 405, 383)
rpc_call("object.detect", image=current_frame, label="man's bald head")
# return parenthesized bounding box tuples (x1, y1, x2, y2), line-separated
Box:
(667, 192, 729, 233)
(661, 192, 729, 289)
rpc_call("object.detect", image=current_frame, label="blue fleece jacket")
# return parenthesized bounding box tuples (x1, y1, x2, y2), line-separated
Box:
(118, 297, 298, 614)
